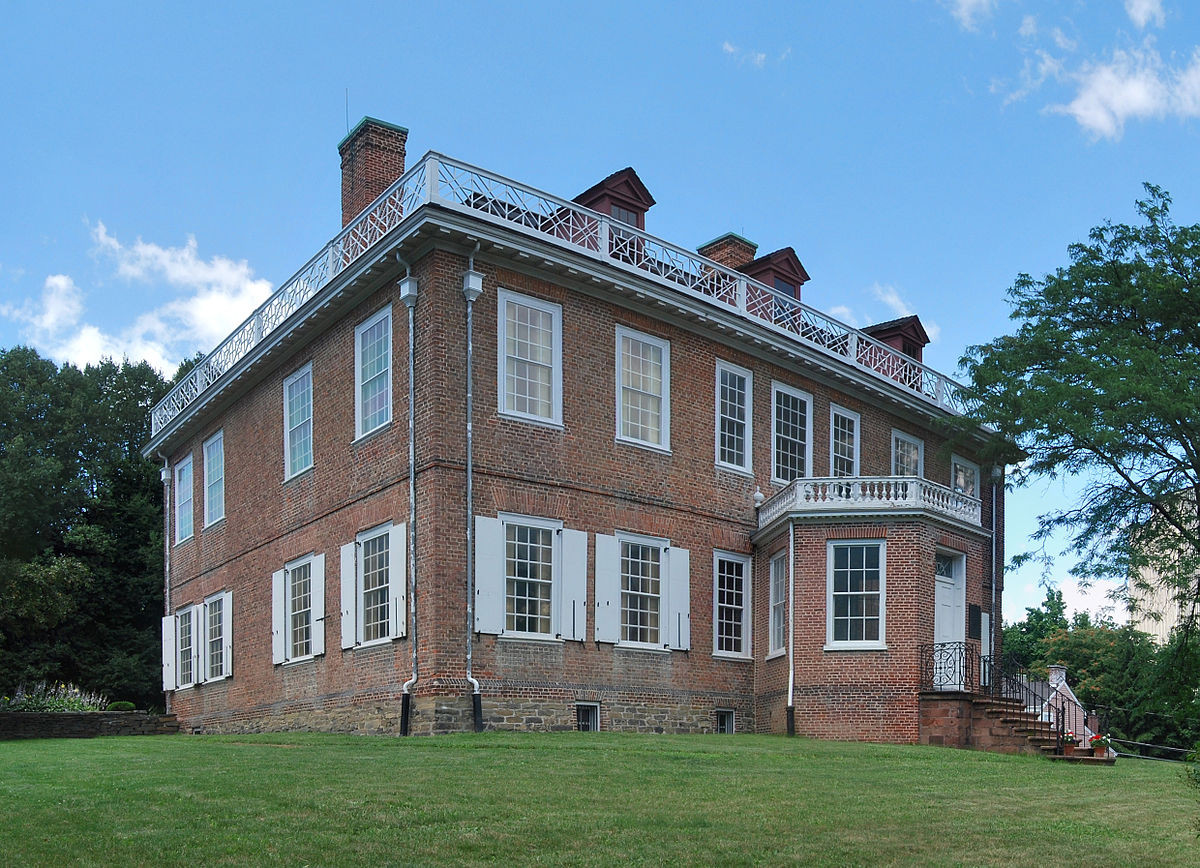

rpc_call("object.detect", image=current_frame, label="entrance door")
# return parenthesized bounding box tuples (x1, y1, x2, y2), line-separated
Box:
(933, 552, 966, 690)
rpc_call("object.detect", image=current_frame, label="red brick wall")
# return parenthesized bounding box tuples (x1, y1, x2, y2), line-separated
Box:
(162, 242, 1002, 738)
(339, 119, 408, 228)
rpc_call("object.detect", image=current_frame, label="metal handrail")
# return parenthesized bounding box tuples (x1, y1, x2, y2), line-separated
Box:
(150, 151, 976, 438)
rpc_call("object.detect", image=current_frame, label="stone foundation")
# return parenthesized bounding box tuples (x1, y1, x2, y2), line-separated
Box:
(0, 711, 180, 740)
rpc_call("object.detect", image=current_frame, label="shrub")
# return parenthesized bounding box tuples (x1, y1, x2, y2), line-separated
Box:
(105, 701, 136, 712)
(0, 682, 108, 712)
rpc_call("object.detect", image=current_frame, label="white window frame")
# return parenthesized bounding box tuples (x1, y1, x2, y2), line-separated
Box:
(825, 540, 887, 651)
(891, 429, 924, 478)
(174, 455, 193, 544)
(500, 513, 562, 639)
(829, 405, 860, 478)
(713, 551, 751, 659)
(283, 363, 314, 479)
(162, 592, 233, 690)
(615, 325, 671, 452)
(273, 552, 325, 665)
(354, 305, 392, 440)
(340, 523, 407, 649)
(715, 360, 753, 474)
(951, 454, 981, 498)
(715, 708, 735, 734)
(594, 531, 690, 651)
(496, 289, 563, 427)
(203, 431, 225, 527)
(618, 531, 669, 649)
(576, 702, 600, 731)
(771, 382, 813, 485)
(769, 551, 788, 657)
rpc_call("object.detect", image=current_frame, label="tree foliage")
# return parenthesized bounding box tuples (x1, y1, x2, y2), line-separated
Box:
(963, 185, 1200, 622)
(0, 348, 167, 709)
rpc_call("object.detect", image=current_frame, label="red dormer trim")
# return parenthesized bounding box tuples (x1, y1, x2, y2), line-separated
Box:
(738, 247, 811, 301)
(573, 167, 655, 230)
(862, 315, 931, 362)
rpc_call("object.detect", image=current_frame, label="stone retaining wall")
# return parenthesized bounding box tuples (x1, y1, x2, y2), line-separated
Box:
(0, 711, 180, 740)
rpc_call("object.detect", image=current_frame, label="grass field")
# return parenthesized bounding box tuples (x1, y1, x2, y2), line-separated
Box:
(1, 732, 1194, 866)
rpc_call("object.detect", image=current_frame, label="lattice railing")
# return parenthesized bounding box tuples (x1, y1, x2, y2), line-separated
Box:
(757, 476, 982, 529)
(151, 151, 975, 437)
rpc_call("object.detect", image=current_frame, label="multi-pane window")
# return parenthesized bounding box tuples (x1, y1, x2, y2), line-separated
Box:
(714, 553, 750, 657)
(207, 593, 226, 679)
(498, 290, 561, 425)
(177, 608, 194, 687)
(204, 431, 224, 526)
(162, 593, 233, 691)
(716, 361, 752, 472)
(830, 406, 860, 478)
(361, 530, 390, 643)
(769, 553, 787, 654)
(355, 306, 391, 438)
(174, 456, 193, 543)
(284, 364, 313, 478)
(829, 542, 885, 647)
(951, 455, 980, 497)
(621, 540, 662, 645)
(617, 327, 670, 449)
(273, 553, 325, 664)
(892, 430, 923, 477)
(611, 204, 639, 227)
(772, 383, 811, 483)
(505, 522, 554, 635)
(288, 561, 313, 659)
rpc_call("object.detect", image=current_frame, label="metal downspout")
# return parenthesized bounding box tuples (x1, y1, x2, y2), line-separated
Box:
(398, 257, 419, 735)
(786, 520, 796, 736)
(158, 455, 171, 714)
(990, 468, 999, 669)
(462, 244, 484, 732)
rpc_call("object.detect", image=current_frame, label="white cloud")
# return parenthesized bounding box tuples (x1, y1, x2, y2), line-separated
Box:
(1002, 49, 1065, 105)
(1125, 0, 1165, 29)
(828, 305, 859, 326)
(721, 40, 785, 68)
(1, 223, 272, 373)
(945, 0, 995, 31)
(1050, 46, 1176, 139)
(1050, 27, 1076, 52)
(1018, 15, 1037, 39)
(722, 40, 737, 54)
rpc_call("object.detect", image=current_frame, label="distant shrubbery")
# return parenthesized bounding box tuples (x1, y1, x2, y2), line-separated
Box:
(105, 700, 136, 711)
(0, 681, 108, 712)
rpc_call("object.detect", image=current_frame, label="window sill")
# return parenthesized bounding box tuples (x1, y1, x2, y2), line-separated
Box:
(615, 642, 672, 654)
(766, 649, 786, 661)
(823, 642, 888, 652)
(203, 516, 226, 531)
(353, 637, 395, 650)
(283, 465, 315, 484)
(352, 421, 392, 446)
(712, 651, 753, 662)
(497, 633, 565, 645)
(498, 411, 564, 431)
(615, 436, 671, 456)
(174, 535, 194, 547)
(716, 462, 754, 479)
(281, 654, 317, 667)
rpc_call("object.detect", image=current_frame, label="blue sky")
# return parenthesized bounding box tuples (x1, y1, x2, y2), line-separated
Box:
(3, 1, 1198, 623)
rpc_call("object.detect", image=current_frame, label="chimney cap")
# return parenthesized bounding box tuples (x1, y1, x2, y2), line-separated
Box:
(698, 231, 758, 253)
(338, 116, 410, 152)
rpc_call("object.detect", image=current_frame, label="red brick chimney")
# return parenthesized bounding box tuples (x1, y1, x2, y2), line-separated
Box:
(698, 232, 758, 270)
(338, 117, 408, 227)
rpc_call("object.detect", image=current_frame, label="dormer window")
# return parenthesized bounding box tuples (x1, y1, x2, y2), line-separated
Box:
(774, 277, 795, 297)
(611, 205, 639, 227)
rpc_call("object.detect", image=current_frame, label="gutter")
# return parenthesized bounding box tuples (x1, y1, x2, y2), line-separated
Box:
(158, 455, 172, 714)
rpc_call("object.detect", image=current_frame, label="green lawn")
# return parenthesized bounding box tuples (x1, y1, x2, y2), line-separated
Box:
(1, 732, 1194, 866)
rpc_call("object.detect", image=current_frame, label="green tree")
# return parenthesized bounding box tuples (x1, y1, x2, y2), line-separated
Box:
(961, 185, 1200, 624)
(0, 348, 167, 708)
(1002, 588, 1068, 668)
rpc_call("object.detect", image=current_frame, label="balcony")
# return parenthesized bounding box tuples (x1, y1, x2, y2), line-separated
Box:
(756, 476, 983, 531)
(147, 152, 977, 446)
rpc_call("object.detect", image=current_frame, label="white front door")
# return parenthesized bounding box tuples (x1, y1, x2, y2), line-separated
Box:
(933, 552, 966, 690)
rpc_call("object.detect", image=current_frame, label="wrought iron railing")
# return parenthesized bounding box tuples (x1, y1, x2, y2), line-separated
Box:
(150, 151, 976, 438)
(758, 476, 982, 529)
(919, 642, 979, 692)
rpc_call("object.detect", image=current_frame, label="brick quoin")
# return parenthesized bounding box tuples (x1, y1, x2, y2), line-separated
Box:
(154, 119, 1005, 742)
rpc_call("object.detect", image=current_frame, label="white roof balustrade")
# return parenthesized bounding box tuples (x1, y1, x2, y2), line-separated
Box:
(756, 476, 984, 534)
(148, 152, 976, 444)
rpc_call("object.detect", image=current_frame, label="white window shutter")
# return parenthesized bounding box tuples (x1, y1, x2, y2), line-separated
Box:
(311, 553, 326, 656)
(340, 542, 357, 649)
(667, 546, 691, 651)
(161, 615, 177, 691)
(271, 569, 286, 664)
(474, 515, 505, 634)
(192, 604, 206, 683)
(389, 524, 407, 639)
(594, 534, 620, 643)
(560, 529, 588, 641)
(221, 590, 234, 677)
